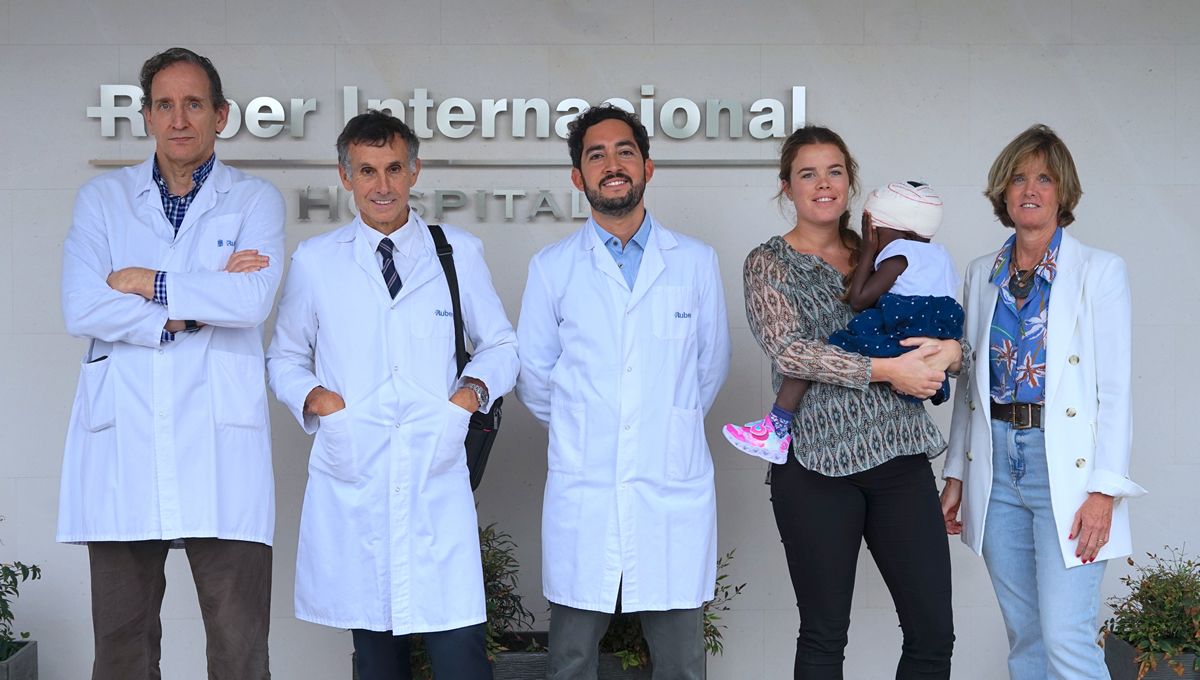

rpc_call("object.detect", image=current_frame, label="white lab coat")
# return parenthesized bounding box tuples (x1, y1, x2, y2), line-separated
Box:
(58, 155, 285, 545)
(266, 213, 518, 634)
(945, 230, 1147, 567)
(516, 214, 731, 613)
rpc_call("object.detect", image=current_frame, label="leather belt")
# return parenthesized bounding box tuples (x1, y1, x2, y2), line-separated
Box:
(990, 401, 1043, 430)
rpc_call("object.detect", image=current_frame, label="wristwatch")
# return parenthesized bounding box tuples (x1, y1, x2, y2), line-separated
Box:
(183, 319, 200, 332)
(459, 380, 489, 412)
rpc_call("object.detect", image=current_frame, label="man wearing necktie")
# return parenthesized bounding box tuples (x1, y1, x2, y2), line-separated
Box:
(266, 111, 518, 680)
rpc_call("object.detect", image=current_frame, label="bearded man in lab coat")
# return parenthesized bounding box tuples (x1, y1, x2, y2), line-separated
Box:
(516, 104, 731, 680)
(58, 48, 283, 679)
(266, 111, 518, 680)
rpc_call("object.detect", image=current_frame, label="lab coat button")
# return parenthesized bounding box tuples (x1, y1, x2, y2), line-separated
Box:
(1068, 355, 1080, 365)
(626, 366, 632, 373)
(394, 486, 401, 494)
(1066, 408, 1077, 417)
(158, 349, 164, 355)
(966, 450, 973, 461)
(968, 400, 975, 411)
(395, 423, 401, 429)
(624, 425, 631, 431)
(1075, 458, 1086, 468)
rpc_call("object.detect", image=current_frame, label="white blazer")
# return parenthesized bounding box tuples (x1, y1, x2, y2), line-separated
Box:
(266, 213, 518, 634)
(58, 156, 284, 545)
(516, 214, 731, 613)
(945, 230, 1146, 567)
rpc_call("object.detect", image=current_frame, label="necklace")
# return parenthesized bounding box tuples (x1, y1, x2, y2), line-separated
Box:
(1008, 267, 1037, 299)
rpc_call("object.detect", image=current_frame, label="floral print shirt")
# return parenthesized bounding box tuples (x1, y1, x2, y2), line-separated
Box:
(988, 227, 1063, 404)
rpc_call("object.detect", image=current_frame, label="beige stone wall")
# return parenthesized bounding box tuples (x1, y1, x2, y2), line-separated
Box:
(1, 1, 1196, 677)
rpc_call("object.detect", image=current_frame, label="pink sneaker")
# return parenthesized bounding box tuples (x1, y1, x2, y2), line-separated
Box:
(722, 416, 791, 464)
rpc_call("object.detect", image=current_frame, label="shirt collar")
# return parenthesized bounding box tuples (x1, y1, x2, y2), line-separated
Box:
(152, 154, 216, 198)
(359, 209, 420, 258)
(590, 211, 652, 252)
(989, 226, 1063, 286)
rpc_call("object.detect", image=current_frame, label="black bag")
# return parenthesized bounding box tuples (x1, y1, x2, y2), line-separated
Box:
(429, 224, 502, 491)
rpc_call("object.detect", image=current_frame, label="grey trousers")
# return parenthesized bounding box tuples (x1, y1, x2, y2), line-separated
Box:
(546, 601, 705, 680)
(87, 538, 272, 680)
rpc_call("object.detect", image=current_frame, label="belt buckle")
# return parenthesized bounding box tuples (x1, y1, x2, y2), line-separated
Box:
(1011, 404, 1033, 430)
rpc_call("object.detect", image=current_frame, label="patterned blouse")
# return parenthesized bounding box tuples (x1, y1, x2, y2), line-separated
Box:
(988, 227, 1062, 404)
(743, 237, 948, 476)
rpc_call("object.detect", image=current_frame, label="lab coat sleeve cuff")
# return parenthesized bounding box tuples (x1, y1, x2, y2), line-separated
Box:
(298, 380, 323, 435)
(1086, 469, 1147, 499)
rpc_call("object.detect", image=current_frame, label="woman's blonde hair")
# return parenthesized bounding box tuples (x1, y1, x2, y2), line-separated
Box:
(985, 124, 1082, 228)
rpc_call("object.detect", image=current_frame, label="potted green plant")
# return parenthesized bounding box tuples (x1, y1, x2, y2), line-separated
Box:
(0, 515, 42, 680)
(1102, 547, 1200, 679)
(404, 523, 538, 679)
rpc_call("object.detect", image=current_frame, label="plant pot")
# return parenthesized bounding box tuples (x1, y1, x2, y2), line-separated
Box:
(492, 632, 653, 680)
(492, 652, 653, 680)
(0, 640, 38, 680)
(350, 631, 681, 679)
(1105, 632, 1200, 680)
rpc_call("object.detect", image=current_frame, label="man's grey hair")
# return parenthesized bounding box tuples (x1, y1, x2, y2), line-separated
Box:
(336, 110, 420, 175)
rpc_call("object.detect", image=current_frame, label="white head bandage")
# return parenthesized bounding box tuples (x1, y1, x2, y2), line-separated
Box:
(864, 182, 944, 238)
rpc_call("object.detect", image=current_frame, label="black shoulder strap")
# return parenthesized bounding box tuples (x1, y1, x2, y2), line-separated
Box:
(428, 224, 468, 377)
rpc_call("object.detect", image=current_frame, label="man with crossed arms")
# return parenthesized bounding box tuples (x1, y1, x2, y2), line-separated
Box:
(59, 47, 283, 679)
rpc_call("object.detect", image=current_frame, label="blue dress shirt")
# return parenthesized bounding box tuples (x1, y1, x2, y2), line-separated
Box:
(592, 212, 652, 289)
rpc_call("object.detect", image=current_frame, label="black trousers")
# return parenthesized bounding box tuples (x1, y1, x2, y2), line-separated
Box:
(770, 453, 954, 680)
(351, 624, 491, 680)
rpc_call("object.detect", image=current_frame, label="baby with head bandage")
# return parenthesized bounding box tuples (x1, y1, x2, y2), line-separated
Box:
(723, 180, 963, 463)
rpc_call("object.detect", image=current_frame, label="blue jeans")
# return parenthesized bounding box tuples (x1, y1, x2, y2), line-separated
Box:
(982, 420, 1108, 680)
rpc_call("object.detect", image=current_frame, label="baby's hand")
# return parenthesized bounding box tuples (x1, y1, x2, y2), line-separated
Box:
(861, 211, 878, 254)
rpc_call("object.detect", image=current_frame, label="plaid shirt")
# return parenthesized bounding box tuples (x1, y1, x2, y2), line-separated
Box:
(153, 155, 216, 342)
(154, 154, 215, 235)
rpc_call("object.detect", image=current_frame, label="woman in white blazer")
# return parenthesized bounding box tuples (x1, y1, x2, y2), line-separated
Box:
(940, 124, 1146, 680)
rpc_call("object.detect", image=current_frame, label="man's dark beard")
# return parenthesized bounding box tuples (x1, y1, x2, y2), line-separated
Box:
(584, 175, 646, 217)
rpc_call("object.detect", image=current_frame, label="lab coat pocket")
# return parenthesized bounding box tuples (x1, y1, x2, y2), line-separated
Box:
(208, 350, 267, 429)
(548, 402, 586, 474)
(79, 355, 115, 432)
(312, 407, 358, 483)
(652, 286, 697, 340)
(431, 401, 472, 476)
(412, 309, 455, 338)
(196, 215, 243, 271)
(666, 406, 710, 481)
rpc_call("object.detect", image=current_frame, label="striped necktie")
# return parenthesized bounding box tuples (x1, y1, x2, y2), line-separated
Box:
(378, 237, 402, 299)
